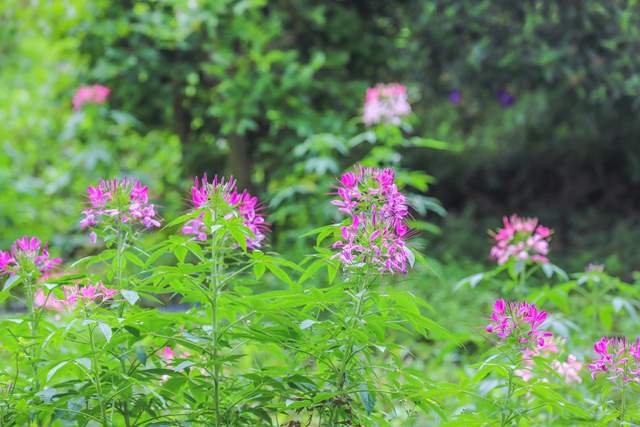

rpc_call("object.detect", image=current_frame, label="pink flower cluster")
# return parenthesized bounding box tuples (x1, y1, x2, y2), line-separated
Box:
(486, 299, 552, 348)
(589, 337, 640, 383)
(514, 337, 583, 384)
(72, 84, 110, 111)
(490, 215, 552, 265)
(81, 178, 161, 242)
(331, 166, 412, 274)
(182, 174, 267, 249)
(34, 282, 118, 312)
(0, 236, 61, 276)
(552, 355, 584, 384)
(363, 83, 411, 126)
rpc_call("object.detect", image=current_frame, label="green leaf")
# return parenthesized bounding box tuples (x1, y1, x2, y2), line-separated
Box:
(121, 290, 140, 306)
(98, 322, 112, 343)
(46, 361, 68, 383)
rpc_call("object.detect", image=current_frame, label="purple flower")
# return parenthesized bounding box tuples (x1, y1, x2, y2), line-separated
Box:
(486, 299, 553, 349)
(448, 90, 462, 104)
(0, 236, 62, 277)
(331, 165, 413, 274)
(589, 337, 640, 383)
(497, 89, 515, 107)
(182, 174, 268, 249)
(80, 178, 161, 242)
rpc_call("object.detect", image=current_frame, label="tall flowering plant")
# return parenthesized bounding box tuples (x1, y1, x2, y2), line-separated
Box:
(0, 236, 61, 424)
(484, 299, 555, 426)
(293, 165, 445, 425)
(588, 336, 640, 421)
(171, 173, 268, 425)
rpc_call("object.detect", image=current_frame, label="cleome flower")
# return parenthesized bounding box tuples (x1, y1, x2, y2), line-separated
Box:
(514, 337, 584, 384)
(182, 174, 267, 249)
(489, 214, 551, 265)
(80, 178, 161, 243)
(0, 236, 62, 277)
(34, 282, 119, 312)
(589, 337, 640, 383)
(72, 84, 110, 111)
(363, 83, 411, 126)
(331, 166, 413, 274)
(486, 299, 552, 349)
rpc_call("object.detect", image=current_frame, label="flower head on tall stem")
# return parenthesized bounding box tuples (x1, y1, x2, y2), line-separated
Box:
(331, 166, 413, 274)
(486, 299, 553, 350)
(490, 214, 552, 265)
(363, 83, 411, 126)
(589, 337, 640, 383)
(0, 236, 61, 277)
(80, 178, 161, 243)
(181, 174, 268, 249)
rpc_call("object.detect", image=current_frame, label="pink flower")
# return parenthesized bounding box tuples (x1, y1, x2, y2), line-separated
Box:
(363, 83, 411, 126)
(97, 282, 118, 300)
(72, 84, 110, 111)
(160, 346, 175, 361)
(489, 214, 552, 265)
(589, 337, 640, 383)
(182, 174, 268, 249)
(486, 299, 552, 350)
(515, 337, 559, 382)
(0, 236, 62, 276)
(552, 354, 583, 384)
(34, 289, 65, 312)
(331, 166, 412, 274)
(80, 178, 161, 242)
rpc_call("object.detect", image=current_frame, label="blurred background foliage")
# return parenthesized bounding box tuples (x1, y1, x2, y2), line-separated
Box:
(2, 0, 640, 275)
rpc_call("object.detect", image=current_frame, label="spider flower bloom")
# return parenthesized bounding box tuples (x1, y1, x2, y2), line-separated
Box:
(515, 338, 559, 382)
(589, 337, 640, 383)
(331, 166, 413, 274)
(552, 355, 583, 384)
(489, 214, 552, 265)
(182, 174, 267, 249)
(80, 178, 161, 241)
(363, 83, 411, 126)
(72, 84, 110, 111)
(486, 299, 552, 349)
(0, 236, 62, 277)
(35, 283, 119, 312)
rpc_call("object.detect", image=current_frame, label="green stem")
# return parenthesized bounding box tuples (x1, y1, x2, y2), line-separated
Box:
(500, 367, 514, 427)
(24, 277, 43, 426)
(210, 222, 221, 426)
(328, 277, 368, 425)
(88, 320, 108, 426)
(620, 380, 627, 422)
(116, 227, 126, 318)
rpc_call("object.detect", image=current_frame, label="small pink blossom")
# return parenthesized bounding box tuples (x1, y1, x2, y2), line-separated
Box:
(552, 354, 583, 384)
(72, 84, 110, 111)
(363, 83, 411, 126)
(34, 289, 65, 312)
(160, 346, 175, 361)
(490, 214, 552, 265)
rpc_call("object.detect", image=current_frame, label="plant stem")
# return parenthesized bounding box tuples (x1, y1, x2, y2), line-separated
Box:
(210, 220, 222, 426)
(88, 320, 108, 426)
(328, 277, 368, 425)
(116, 226, 126, 318)
(620, 380, 627, 422)
(24, 277, 43, 426)
(500, 366, 514, 427)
